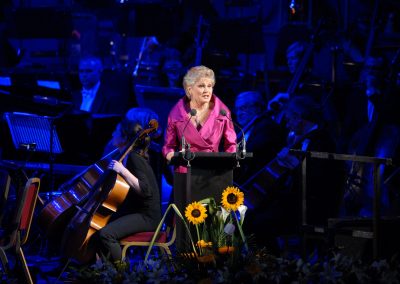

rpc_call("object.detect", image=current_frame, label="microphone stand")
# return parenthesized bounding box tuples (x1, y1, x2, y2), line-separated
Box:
(181, 109, 197, 167)
(182, 137, 195, 167)
(220, 109, 247, 164)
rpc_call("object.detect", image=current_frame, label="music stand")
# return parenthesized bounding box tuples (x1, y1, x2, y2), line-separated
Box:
(3, 112, 63, 154)
(3, 112, 63, 192)
(292, 149, 392, 260)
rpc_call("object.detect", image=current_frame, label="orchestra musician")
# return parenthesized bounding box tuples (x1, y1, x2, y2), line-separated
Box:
(43, 116, 161, 276)
(94, 117, 161, 265)
(243, 95, 344, 255)
(233, 91, 286, 185)
(71, 55, 132, 115)
(343, 56, 400, 217)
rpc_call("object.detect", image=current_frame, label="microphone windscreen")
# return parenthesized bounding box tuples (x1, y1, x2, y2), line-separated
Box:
(220, 109, 227, 116)
(190, 109, 197, 116)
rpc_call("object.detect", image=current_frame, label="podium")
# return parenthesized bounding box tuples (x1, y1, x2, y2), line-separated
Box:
(171, 151, 252, 250)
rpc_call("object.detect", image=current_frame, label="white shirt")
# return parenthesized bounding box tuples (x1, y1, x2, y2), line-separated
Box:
(80, 82, 100, 112)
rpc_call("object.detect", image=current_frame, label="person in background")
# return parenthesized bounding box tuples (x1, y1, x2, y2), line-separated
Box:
(161, 58, 185, 88)
(243, 95, 344, 255)
(71, 55, 132, 115)
(267, 41, 308, 122)
(342, 56, 400, 217)
(103, 107, 168, 191)
(233, 91, 286, 185)
(96, 118, 161, 264)
(269, 40, 339, 144)
(133, 36, 183, 87)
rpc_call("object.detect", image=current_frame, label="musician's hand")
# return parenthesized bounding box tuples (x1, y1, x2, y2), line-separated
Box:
(268, 92, 289, 111)
(276, 147, 300, 169)
(108, 160, 125, 174)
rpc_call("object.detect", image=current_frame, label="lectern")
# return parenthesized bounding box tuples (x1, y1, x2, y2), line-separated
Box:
(171, 151, 252, 250)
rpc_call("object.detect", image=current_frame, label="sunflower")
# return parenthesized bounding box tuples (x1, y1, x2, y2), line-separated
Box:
(221, 186, 244, 211)
(185, 201, 207, 225)
(217, 246, 235, 254)
(197, 240, 213, 248)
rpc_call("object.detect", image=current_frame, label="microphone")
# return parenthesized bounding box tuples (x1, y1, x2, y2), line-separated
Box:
(220, 109, 246, 158)
(181, 109, 197, 155)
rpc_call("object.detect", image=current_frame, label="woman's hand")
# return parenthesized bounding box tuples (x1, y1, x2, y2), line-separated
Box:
(108, 159, 126, 174)
(166, 152, 174, 161)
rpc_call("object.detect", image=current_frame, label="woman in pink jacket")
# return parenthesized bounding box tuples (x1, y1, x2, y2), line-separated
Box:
(162, 65, 237, 205)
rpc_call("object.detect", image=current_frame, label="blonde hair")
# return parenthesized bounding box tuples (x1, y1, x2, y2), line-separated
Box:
(183, 65, 215, 97)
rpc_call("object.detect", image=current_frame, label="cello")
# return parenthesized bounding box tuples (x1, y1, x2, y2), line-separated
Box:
(58, 119, 158, 263)
(38, 149, 122, 241)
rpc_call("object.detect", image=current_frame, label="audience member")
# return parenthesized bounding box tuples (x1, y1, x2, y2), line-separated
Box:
(233, 91, 286, 185)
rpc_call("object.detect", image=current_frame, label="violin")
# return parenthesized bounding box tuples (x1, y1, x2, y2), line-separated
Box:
(240, 132, 310, 209)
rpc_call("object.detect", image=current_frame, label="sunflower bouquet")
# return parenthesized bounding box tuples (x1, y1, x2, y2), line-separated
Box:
(184, 186, 248, 262)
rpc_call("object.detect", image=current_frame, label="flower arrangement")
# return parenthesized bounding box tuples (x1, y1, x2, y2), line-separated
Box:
(67, 185, 400, 283)
(182, 186, 248, 267)
(67, 250, 400, 283)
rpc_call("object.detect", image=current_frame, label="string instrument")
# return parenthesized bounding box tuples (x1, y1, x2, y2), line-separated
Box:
(271, 20, 323, 124)
(286, 20, 323, 98)
(60, 119, 158, 263)
(344, 0, 381, 208)
(240, 132, 310, 209)
(38, 153, 121, 241)
(194, 15, 209, 66)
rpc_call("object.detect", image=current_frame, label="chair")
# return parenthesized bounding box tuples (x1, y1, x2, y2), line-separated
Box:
(0, 177, 40, 284)
(120, 203, 192, 263)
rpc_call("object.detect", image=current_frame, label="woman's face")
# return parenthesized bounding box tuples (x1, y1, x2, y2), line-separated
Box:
(187, 77, 213, 106)
(112, 124, 127, 148)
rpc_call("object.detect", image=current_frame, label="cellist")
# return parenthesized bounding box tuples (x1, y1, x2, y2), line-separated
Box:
(46, 111, 161, 275)
(94, 117, 161, 265)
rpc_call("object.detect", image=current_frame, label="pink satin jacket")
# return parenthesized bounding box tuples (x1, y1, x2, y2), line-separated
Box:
(162, 95, 237, 173)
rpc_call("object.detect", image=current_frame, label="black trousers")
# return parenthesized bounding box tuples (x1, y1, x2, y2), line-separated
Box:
(97, 213, 158, 262)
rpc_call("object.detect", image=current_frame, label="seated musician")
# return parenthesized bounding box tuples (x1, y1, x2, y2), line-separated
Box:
(343, 57, 400, 217)
(71, 55, 133, 115)
(243, 95, 344, 254)
(95, 117, 161, 264)
(233, 91, 286, 184)
(103, 107, 168, 199)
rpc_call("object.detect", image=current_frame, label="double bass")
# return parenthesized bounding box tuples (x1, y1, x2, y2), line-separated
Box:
(40, 119, 158, 263)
